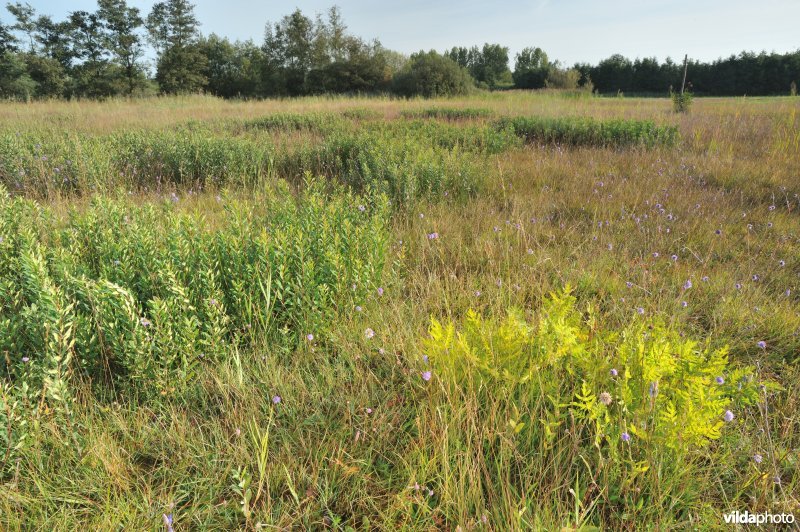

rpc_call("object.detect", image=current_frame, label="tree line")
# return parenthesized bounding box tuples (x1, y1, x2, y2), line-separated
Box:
(0, 0, 798, 100)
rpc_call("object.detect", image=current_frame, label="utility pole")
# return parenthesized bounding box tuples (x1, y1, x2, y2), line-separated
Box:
(681, 54, 688, 94)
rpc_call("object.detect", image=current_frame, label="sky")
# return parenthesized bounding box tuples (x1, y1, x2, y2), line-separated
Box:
(10, 0, 800, 65)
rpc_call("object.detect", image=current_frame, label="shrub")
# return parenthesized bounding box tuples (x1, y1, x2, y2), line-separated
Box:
(391, 51, 475, 98)
(671, 90, 693, 113)
(423, 287, 769, 524)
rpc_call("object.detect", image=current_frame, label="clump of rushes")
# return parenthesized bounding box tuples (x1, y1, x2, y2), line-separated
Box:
(496, 115, 679, 147)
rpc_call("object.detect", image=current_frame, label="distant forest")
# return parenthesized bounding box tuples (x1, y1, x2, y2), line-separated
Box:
(1, 0, 798, 99)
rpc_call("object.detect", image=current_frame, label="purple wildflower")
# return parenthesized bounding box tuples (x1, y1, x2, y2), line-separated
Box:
(376, 287, 384, 297)
(163, 513, 174, 532)
(636, 307, 645, 315)
(715, 376, 725, 385)
(364, 328, 375, 339)
(610, 368, 618, 377)
(306, 333, 314, 341)
(358, 204, 365, 212)
(140, 317, 151, 327)
(683, 279, 692, 290)
(753, 454, 763, 464)
(272, 395, 281, 404)
(22, 356, 30, 363)
(427, 232, 439, 240)
(422, 371, 432, 382)
(723, 410, 734, 422)
(621, 432, 631, 442)
(757, 340, 766, 349)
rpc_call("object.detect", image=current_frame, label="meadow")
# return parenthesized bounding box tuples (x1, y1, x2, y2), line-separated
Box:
(0, 91, 799, 529)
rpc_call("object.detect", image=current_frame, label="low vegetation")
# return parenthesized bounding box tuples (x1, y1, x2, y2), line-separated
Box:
(1, 92, 798, 529)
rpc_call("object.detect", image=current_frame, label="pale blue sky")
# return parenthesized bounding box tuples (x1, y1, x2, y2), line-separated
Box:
(7, 0, 800, 65)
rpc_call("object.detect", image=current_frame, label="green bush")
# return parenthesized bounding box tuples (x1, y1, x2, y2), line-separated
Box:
(424, 287, 769, 524)
(392, 51, 475, 98)
(671, 90, 693, 113)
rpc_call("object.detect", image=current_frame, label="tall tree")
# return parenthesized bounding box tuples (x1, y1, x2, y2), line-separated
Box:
(5, 2, 35, 52)
(70, 9, 116, 97)
(0, 17, 18, 53)
(146, 0, 207, 93)
(98, 0, 145, 95)
(513, 47, 549, 89)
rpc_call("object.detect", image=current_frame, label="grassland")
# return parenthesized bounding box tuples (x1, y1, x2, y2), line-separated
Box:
(1, 92, 799, 530)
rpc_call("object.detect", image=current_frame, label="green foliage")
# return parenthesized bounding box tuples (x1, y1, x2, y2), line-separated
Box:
(0, 183, 389, 405)
(498, 115, 679, 148)
(513, 47, 550, 89)
(671, 89, 693, 113)
(444, 43, 511, 89)
(425, 287, 767, 521)
(392, 50, 474, 98)
(399, 107, 492, 120)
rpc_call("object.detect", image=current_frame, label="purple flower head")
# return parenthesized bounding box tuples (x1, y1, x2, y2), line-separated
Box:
(652, 252, 660, 258)
(22, 356, 30, 363)
(702, 276, 709, 282)
(753, 454, 763, 464)
(163, 513, 174, 532)
(621, 432, 631, 442)
(610, 368, 618, 377)
(715, 376, 725, 385)
(757, 340, 767, 349)
(723, 410, 734, 422)
(272, 395, 281, 404)
(752, 274, 760, 282)
(376, 287, 384, 297)
(140, 317, 151, 327)
(735, 283, 742, 290)
(779, 260, 785, 267)
(422, 355, 429, 364)
(355, 305, 362, 312)
(626, 281, 633, 288)
(683, 279, 692, 290)
(306, 333, 314, 341)
(364, 328, 375, 339)
(636, 307, 645, 315)
(358, 204, 366, 212)
(427, 232, 439, 240)
(422, 371, 432, 382)
(769, 205, 776, 211)
(715, 229, 722, 235)
(671, 254, 678, 262)
(681, 301, 688, 308)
